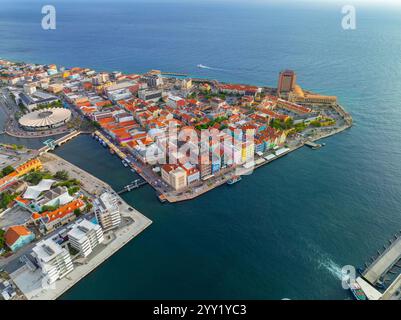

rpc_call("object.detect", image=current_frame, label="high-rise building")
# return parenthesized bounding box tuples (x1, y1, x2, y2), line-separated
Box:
(68, 219, 105, 257)
(277, 70, 297, 96)
(94, 192, 121, 231)
(32, 238, 74, 284)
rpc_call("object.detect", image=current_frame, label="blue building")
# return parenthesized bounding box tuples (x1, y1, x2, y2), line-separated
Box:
(5, 226, 35, 252)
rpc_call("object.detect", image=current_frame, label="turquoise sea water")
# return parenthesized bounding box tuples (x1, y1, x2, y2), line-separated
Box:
(1, 0, 401, 299)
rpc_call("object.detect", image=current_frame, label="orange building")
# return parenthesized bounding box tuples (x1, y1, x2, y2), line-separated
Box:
(32, 198, 86, 233)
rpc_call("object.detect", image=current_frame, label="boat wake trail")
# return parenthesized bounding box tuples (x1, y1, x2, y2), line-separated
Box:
(197, 64, 229, 72)
(318, 257, 343, 281)
(307, 242, 343, 281)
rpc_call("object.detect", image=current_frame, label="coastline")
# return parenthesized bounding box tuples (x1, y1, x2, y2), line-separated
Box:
(163, 120, 352, 203)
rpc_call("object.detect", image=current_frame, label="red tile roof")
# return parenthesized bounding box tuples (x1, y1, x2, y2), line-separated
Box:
(5, 225, 32, 246)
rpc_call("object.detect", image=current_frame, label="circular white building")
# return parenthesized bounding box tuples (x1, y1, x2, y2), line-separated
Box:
(19, 108, 72, 131)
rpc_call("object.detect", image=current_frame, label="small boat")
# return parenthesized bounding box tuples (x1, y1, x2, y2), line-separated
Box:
(227, 176, 242, 185)
(350, 282, 367, 301)
(110, 149, 115, 154)
(158, 194, 167, 203)
(197, 64, 209, 69)
(122, 160, 128, 167)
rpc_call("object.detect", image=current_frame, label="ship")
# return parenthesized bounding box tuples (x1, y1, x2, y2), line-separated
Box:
(227, 176, 242, 185)
(349, 282, 367, 300)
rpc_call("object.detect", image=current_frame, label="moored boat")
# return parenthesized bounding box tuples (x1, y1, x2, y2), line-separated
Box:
(227, 176, 242, 185)
(350, 282, 367, 300)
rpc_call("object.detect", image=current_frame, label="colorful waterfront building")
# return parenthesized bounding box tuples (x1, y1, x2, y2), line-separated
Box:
(5, 225, 35, 252)
(241, 141, 255, 163)
(161, 164, 187, 190)
(32, 198, 86, 233)
(0, 158, 42, 191)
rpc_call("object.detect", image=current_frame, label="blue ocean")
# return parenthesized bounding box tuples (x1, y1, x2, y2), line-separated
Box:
(1, 0, 401, 299)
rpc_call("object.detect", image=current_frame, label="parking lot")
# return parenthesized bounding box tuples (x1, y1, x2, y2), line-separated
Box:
(0, 206, 32, 230)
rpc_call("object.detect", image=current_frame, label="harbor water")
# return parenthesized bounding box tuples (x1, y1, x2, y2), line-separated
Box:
(1, 0, 401, 299)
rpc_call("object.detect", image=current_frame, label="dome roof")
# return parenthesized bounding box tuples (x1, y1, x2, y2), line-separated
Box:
(19, 108, 71, 128)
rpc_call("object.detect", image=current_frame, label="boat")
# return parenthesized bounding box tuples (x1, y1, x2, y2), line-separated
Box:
(158, 194, 167, 203)
(227, 176, 242, 185)
(349, 282, 367, 300)
(197, 64, 208, 69)
(122, 160, 128, 167)
(109, 149, 115, 155)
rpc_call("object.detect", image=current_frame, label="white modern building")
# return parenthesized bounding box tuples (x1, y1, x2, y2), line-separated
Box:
(68, 219, 105, 257)
(94, 192, 121, 231)
(32, 238, 74, 284)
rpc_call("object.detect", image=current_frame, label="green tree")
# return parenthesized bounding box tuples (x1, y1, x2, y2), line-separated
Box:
(0, 191, 16, 209)
(1, 165, 14, 176)
(84, 203, 93, 213)
(54, 170, 69, 181)
(74, 208, 82, 217)
(24, 170, 53, 185)
(0, 229, 5, 249)
(68, 186, 80, 196)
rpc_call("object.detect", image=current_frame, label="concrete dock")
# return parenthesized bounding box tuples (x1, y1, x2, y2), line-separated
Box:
(363, 235, 401, 285)
(8, 152, 152, 300)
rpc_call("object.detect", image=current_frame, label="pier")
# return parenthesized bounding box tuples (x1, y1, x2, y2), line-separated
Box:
(117, 179, 148, 194)
(161, 72, 189, 77)
(362, 233, 401, 286)
(304, 140, 323, 149)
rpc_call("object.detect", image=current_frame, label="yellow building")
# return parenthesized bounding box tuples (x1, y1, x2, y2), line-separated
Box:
(15, 158, 42, 177)
(0, 158, 42, 191)
(241, 141, 255, 163)
(289, 85, 337, 106)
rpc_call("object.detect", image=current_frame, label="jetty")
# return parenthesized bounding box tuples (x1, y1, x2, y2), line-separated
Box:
(304, 140, 323, 149)
(362, 233, 401, 286)
(117, 179, 148, 194)
(161, 72, 188, 77)
(354, 232, 401, 300)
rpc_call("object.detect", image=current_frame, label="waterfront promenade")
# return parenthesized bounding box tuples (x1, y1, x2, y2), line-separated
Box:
(8, 152, 152, 300)
(93, 112, 352, 204)
(162, 116, 352, 203)
(11, 203, 152, 300)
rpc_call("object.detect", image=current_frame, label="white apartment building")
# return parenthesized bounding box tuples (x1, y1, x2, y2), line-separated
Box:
(94, 192, 121, 231)
(68, 219, 105, 257)
(32, 238, 74, 285)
